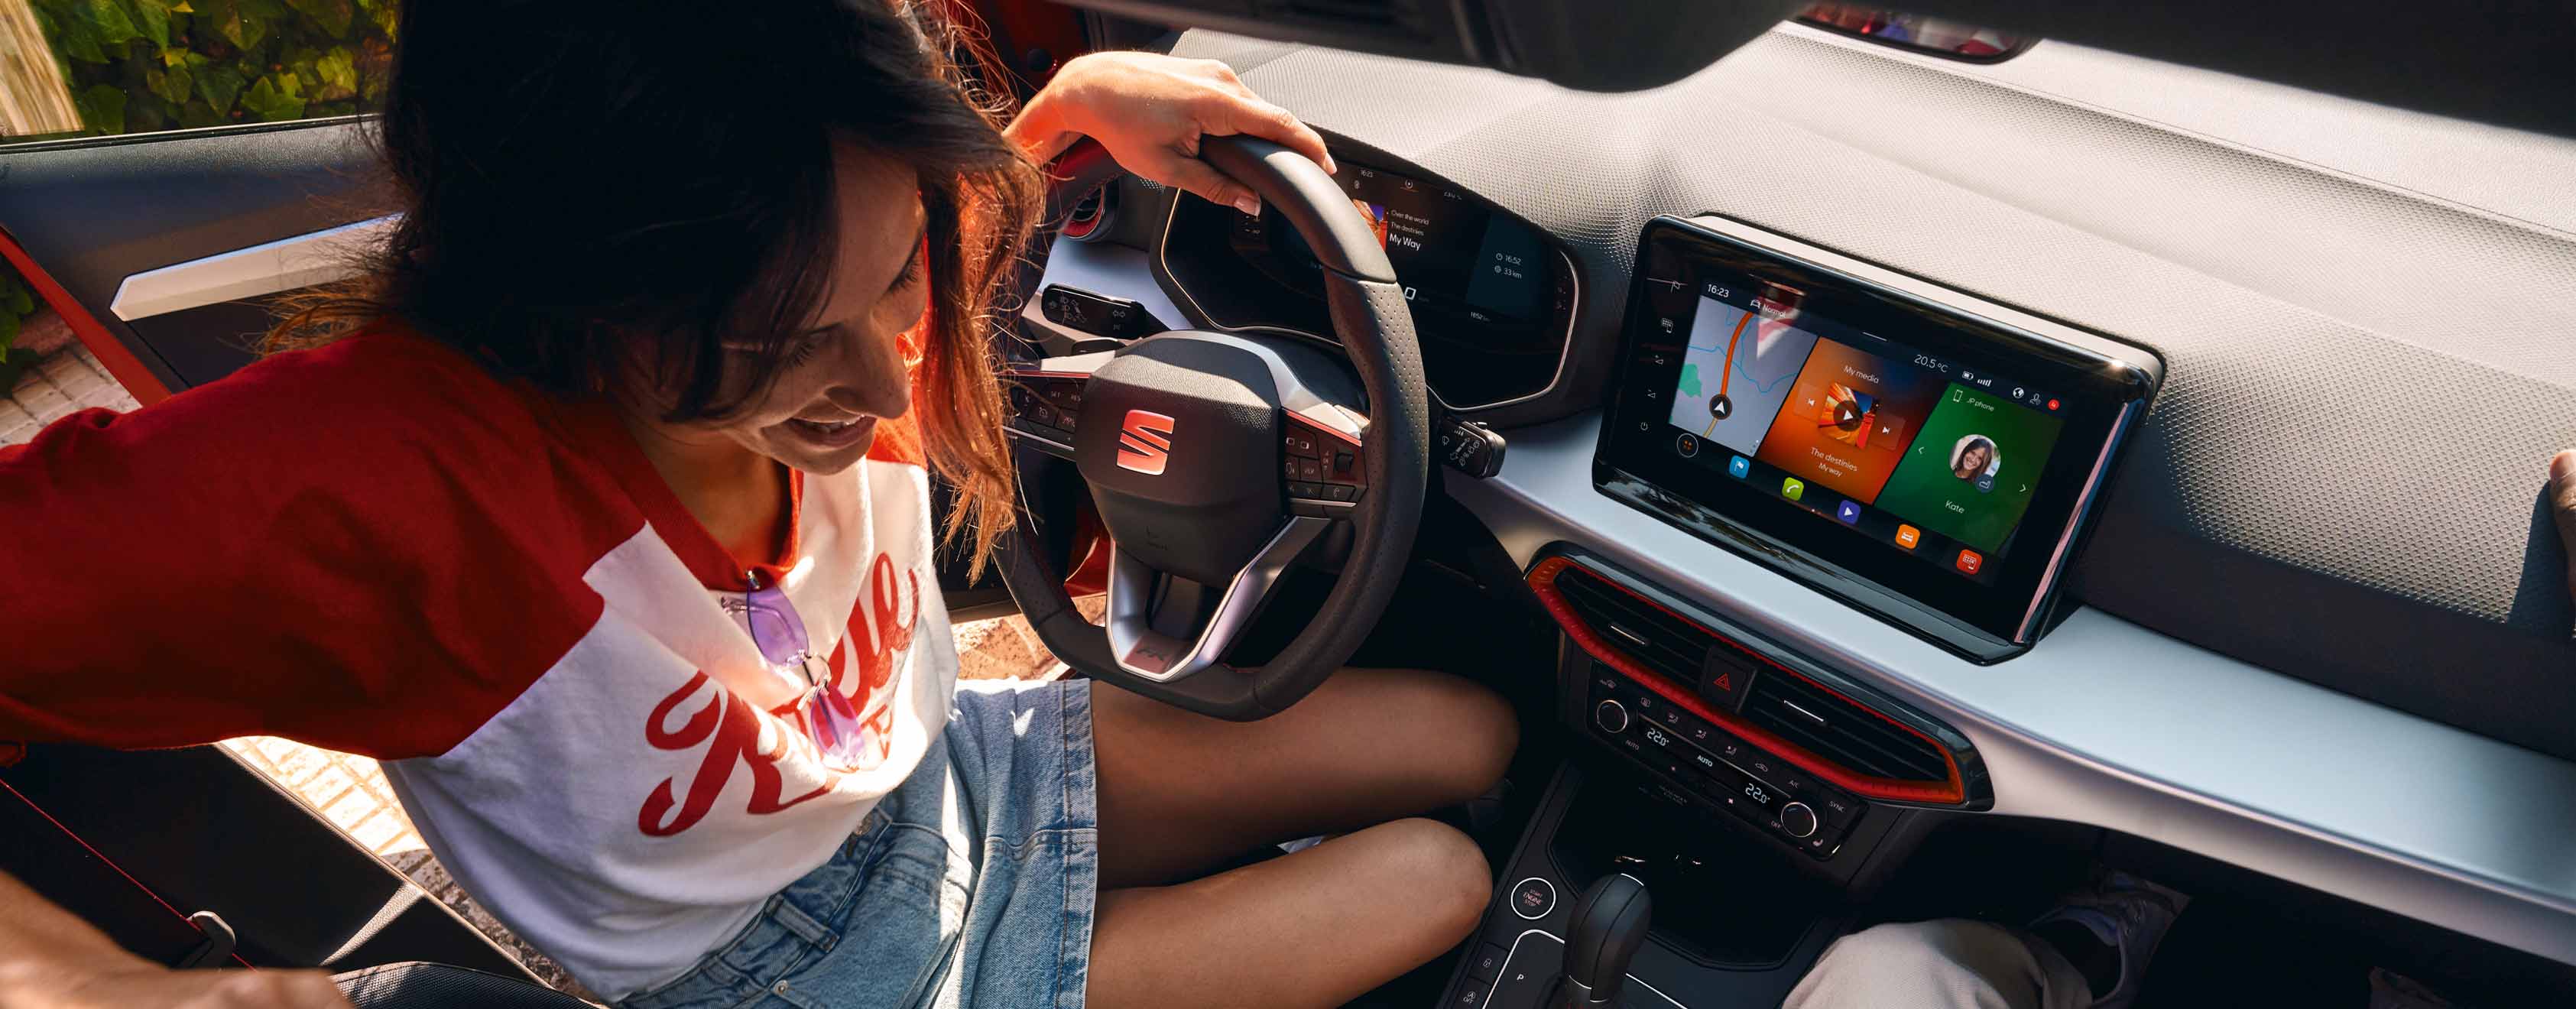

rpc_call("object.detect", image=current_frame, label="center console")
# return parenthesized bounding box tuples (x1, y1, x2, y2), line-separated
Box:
(1439, 546, 1990, 1007)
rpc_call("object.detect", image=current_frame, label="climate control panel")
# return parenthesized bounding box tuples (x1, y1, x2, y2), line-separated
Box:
(1585, 664, 1867, 858)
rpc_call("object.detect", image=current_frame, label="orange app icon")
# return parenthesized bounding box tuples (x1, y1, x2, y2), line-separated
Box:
(1955, 549, 1982, 574)
(1895, 524, 1921, 550)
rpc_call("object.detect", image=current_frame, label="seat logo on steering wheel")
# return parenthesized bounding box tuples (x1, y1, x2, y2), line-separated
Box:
(1116, 409, 1176, 475)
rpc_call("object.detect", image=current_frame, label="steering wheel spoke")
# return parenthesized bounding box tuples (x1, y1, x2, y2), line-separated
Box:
(1001, 355, 1108, 462)
(1282, 410, 1369, 519)
(1105, 515, 1329, 680)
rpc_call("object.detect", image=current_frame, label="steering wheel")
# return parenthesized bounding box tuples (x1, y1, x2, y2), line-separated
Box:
(994, 135, 1430, 721)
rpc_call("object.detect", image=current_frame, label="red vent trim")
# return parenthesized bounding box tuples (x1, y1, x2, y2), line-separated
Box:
(1529, 556, 1964, 805)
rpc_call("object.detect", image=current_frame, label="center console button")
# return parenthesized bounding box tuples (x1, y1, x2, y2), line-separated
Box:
(1780, 802, 1820, 839)
(1592, 699, 1630, 734)
(1702, 652, 1757, 712)
(1508, 877, 1557, 920)
(1468, 942, 1506, 981)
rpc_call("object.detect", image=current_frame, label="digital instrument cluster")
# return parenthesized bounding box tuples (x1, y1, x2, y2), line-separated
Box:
(1157, 154, 1576, 410)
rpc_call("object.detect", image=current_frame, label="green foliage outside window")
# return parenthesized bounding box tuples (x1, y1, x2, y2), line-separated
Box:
(0, 260, 40, 390)
(25, 0, 395, 140)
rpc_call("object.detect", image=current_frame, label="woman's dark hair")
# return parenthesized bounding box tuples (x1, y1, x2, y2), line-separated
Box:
(271, 0, 1042, 569)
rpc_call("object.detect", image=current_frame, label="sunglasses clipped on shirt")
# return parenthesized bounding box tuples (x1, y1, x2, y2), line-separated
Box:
(722, 573, 871, 767)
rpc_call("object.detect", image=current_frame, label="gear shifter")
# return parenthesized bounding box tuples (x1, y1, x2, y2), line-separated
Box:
(1552, 874, 1653, 1007)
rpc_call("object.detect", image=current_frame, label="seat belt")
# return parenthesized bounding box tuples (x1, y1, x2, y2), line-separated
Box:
(0, 774, 254, 970)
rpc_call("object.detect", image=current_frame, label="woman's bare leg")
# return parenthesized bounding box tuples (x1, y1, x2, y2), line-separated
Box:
(1083, 667, 1519, 1005)
(1088, 818, 1491, 1009)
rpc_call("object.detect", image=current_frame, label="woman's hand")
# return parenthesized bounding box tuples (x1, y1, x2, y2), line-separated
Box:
(0, 868, 352, 1009)
(0, 965, 355, 1009)
(1009, 52, 1336, 216)
(2552, 450, 2576, 599)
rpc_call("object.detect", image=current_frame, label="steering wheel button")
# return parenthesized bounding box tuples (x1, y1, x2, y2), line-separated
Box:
(1296, 457, 1323, 482)
(1332, 450, 1355, 475)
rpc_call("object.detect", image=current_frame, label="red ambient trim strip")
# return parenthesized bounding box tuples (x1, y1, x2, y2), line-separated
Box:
(0, 229, 172, 404)
(1528, 555, 1964, 804)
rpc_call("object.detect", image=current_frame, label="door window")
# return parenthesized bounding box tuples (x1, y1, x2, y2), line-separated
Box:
(1, 0, 396, 144)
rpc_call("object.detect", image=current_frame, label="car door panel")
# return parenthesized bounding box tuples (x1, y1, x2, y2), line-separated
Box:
(1, 121, 397, 394)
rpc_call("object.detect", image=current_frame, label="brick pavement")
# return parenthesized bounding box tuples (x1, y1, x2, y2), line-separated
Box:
(2, 343, 138, 447)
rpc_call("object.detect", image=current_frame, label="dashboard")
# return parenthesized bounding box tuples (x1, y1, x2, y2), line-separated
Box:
(1020, 20, 2576, 972)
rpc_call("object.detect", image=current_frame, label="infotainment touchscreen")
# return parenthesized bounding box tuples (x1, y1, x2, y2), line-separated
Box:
(1598, 216, 2154, 660)
(1662, 280, 2063, 582)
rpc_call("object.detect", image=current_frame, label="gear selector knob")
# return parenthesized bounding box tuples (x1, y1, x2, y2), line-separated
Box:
(1554, 874, 1652, 1007)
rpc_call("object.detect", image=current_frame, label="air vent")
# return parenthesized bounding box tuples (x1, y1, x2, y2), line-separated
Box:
(1551, 566, 1711, 688)
(1257, 0, 1429, 38)
(1743, 673, 1948, 783)
(1531, 555, 1965, 803)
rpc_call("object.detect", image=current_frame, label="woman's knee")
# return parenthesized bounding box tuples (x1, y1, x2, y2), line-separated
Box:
(1363, 817, 1494, 945)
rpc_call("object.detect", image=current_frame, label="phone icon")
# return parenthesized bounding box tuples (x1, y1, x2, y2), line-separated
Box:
(1781, 477, 1805, 501)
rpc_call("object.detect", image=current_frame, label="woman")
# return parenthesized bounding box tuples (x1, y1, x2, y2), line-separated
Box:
(1951, 436, 1998, 482)
(0, 2, 1515, 1007)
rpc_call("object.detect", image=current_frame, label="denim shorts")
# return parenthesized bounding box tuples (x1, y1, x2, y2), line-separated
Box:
(621, 678, 1100, 1009)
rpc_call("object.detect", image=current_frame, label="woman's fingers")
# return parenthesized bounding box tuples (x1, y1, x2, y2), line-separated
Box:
(1159, 154, 1262, 218)
(2550, 450, 2576, 598)
(1160, 92, 1332, 219)
(1203, 93, 1337, 177)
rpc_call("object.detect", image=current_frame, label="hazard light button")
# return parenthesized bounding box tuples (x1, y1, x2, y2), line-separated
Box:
(1701, 650, 1758, 712)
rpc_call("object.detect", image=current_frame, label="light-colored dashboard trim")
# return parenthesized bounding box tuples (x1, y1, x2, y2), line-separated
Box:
(1153, 186, 1583, 414)
(109, 214, 396, 321)
(1452, 414, 2576, 968)
(1017, 240, 1196, 351)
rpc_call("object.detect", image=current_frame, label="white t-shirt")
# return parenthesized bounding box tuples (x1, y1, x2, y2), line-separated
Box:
(0, 329, 958, 999)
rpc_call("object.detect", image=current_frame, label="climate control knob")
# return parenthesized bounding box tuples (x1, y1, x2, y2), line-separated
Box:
(1594, 699, 1630, 734)
(1780, 802, 1819, 839)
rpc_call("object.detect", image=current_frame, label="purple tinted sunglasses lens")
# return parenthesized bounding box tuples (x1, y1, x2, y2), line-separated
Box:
(740, 584, 811, 667)
(737, 584, 871, 765)
(801, 687, 869, 766)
